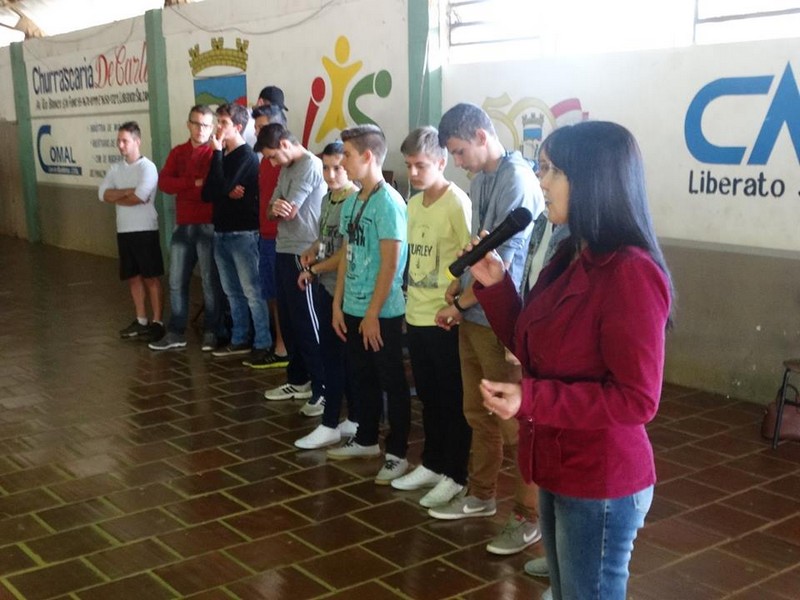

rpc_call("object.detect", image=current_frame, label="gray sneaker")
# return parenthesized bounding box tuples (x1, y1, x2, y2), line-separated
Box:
(148, 332, 187, 351)
(486, 514, 541, 555)
(523, 557, 549, 578)
(427, 494, 496, 520)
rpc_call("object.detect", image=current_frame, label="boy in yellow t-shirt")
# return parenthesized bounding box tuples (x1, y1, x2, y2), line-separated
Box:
(390, 126, 473, 508)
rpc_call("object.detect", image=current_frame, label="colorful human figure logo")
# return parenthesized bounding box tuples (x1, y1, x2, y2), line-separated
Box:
(302, 35, 393, 147)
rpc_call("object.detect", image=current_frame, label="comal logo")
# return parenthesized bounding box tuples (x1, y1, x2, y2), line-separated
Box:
(685, 62, 800, 165)
(37, 125, 82, 175)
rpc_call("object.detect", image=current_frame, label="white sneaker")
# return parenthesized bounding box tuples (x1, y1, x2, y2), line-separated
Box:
(390, 465, 444, 491)
(264, 381, 312, 400)
(375, 454, 409, 485)
(326, 438, 381, 460)
(337, 419, 358, 437)
(419, 477, 465, 508)
(299, 396, 325, 417)
(294, 424, 341, 449)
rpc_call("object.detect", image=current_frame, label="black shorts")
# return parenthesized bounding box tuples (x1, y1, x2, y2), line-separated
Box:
(117, 231, 164, 280)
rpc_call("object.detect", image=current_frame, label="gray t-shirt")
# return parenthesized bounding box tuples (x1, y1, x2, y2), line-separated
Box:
(463, 150, 544, 327)
(272, 149, 325, 255)
(317, 190, 352, 295)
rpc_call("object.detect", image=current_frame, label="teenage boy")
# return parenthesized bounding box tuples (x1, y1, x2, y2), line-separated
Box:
(149, 105, 225, 352)
(326, 124, 411, 486)
(99, 121, 164, 342)
(256, 124, 326, 403)
(431, 103, 544, 557)
(390, 126, 473, 508)
(251, 104, 289, 364)
(294, 141, 358, 449)
(202, 103, 273, 363)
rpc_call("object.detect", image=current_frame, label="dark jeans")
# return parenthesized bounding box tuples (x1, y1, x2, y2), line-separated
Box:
(345, 313, 410, 458)
(275, 253, 325, 399)
(407, 324, 471, 484)
(316, 286, 354, 428)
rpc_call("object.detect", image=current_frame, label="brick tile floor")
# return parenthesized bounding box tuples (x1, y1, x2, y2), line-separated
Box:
(0, 236, 799, 599)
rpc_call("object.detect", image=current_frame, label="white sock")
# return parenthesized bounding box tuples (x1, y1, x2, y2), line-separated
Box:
(137, 317, 148, 326)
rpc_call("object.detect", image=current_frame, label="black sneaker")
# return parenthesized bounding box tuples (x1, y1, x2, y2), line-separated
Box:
(211, 343, 251, 357)
(243, 349, 290, 369)
(147, 322, 166, 343)
(119, 319, 151, 339)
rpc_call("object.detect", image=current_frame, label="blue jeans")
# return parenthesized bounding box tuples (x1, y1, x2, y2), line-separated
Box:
(213, 231, 272, 349)
(167, 224, 224, 336)
(540, 485, 653, 600)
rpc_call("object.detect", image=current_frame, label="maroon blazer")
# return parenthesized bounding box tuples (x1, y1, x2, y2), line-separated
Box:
(475, 245, 670, 499)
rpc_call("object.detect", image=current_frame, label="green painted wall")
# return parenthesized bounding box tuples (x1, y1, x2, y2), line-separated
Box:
(10, 42, 39, 242)
(408, 0, 442, 129)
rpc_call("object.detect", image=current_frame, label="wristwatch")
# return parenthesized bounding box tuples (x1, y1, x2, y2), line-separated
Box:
(453, 295, 466, 312)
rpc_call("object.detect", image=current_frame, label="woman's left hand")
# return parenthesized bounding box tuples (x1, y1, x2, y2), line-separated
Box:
(480, 378, 522, 419)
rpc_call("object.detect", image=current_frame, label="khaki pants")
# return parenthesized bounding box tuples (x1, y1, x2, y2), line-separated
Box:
(459, 320, 539, 519)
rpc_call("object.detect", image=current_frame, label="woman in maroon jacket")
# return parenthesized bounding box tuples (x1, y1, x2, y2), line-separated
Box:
(471, 121, 673, 600)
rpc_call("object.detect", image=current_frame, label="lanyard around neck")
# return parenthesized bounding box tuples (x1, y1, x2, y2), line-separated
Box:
(348, 180, 384, 242)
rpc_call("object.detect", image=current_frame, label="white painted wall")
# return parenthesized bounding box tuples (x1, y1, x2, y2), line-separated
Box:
(163, 0, 409, 176)
(0, 46, 15, 122)
(443, 38, 800, 253)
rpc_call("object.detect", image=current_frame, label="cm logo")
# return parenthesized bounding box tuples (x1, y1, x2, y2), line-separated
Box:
(684, 63, 800, 165)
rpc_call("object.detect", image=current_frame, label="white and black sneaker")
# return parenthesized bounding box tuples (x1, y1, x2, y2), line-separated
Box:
(264, 381, 312, 401)
(299, 396, 325, 417)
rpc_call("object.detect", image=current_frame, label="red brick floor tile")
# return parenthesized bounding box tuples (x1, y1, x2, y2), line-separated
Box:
(166, 448, 241, 474)
(353, 499, 432, 533)
(463, 575, 548, 600)
(105, 482, 183, 512)
(87, 538, 179, 579)
(365, 527, 459, 568)
(628, 568, 725, 600)
(0, 544, 36, 576)
(98, 508, 184, 542)
(720, 531, 800, 571)
(7, 559, 104, 600)
(722, 487, 800, 520)
(762, 473, 800, 499)
(225, 477, 306, 508)
(158, 520, 246, 557)
(226, 532, 320, 572)
(321, 581, 408, 599)
(226, 568, 330, 600)
(300, 545, 396, 588)
(656, 548, 773, 593)
(47, 473, 125, 503)
(162, 492, 248, 525)
(0, 515, 51, 545)
(681, 503, 769, 538)
(26, 525, 113, 562)
(76, 573, 176, 600)
(758, 565, 800, 599)
(153, 551, 250, 596)
(293, 515, 383, 552)
(382, 558, 484, 599)
(656, 477, 729, 506)
(285, 489, 370, 522)
(687, 463, 767, 493)
(170, 469, 242, 496)
(639, 516, 726, 554)
(224, 504, 312, 539)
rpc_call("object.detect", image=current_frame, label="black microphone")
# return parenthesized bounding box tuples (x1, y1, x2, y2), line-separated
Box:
(448, 206, 533, 278)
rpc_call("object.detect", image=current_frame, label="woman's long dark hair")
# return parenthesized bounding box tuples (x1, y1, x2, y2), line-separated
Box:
(541, 121, 675, 310)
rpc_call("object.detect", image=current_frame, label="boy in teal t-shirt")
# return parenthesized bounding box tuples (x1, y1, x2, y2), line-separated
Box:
(327, 125, 411, 487)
